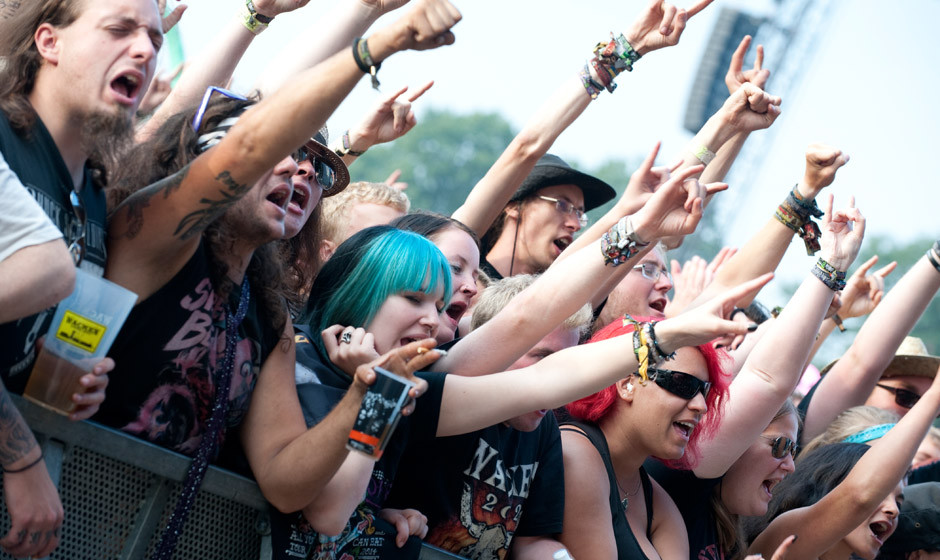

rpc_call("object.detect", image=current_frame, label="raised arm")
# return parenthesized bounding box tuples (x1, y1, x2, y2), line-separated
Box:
(692, 195, 865, 478)
(750, 366, 940, 559)
(437, 163, 724, 377)
(108, 0, 462, 298)
(436, 273, 772, 437)
(802, 242, 940, 441)
(451, 0, 717, 237)
(692, 144, 849, 308)
(137, 0, 311, 141)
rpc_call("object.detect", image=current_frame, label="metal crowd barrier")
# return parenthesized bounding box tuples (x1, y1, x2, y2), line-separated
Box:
(0, 395, 464, 560)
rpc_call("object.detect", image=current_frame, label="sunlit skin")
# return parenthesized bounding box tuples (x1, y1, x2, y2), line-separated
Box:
(864, 376, 933, 418)
(487, 184, 585, 276)
(503, 327, 581, 432)
(720, 414, 798, 516)
(596, 246, 672, 328)
(364, 285, 445, 355)
(429, 227, 480, 344)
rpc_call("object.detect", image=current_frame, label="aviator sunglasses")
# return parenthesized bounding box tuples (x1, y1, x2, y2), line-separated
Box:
(760, 435, 799, 459)
(646, 367, 711, 400)
(192, 86, 336, 190)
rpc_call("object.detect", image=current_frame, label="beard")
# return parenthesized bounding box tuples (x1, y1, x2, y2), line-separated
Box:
(78, 108, 135, 187)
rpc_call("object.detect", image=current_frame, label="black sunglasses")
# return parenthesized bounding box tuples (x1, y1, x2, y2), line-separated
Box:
(761, 435, 798, 459)
(67, 189, 86, 266)
(291, 145, 336, 191)
(647, 367, 711, 400)
(875, 383, 921, 409)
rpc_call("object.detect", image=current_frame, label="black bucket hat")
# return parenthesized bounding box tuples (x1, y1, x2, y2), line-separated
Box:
(510, 154, 616, 212)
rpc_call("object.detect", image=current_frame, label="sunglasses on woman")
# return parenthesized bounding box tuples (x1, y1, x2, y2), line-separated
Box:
(875, 383, 921, 409)
(761, 435, 798, 459)
(291, 144, 337, 191)
(646, 367, 711, 400)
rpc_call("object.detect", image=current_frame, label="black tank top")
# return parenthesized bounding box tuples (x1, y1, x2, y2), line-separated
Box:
(561, 420, 654, 560)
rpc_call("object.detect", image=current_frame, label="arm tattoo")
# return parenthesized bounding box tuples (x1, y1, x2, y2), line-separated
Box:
(0, 386, 38, 467)
(174, 170, 251, 240)
(113, 165, 191, 240)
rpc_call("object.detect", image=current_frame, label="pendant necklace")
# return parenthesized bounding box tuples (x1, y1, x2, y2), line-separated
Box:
(617, 474, 642, 512)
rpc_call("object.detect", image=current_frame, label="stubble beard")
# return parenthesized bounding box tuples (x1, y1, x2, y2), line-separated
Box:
(78, 107, 135, 180)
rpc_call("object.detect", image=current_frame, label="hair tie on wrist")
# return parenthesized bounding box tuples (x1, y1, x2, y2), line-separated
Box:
(3, 450, 44, 474)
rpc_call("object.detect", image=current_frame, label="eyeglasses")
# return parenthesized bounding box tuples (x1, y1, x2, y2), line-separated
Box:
(192, 86, 248, 132)
(761, 435, 799, 459)
(632, 262, 671, 282)
(67, 189, 86, 266)
(647, 367, 711, 400)
(875, 383, 922, 409)
(537, 195, 588, 228)
(291, 144, 337, 192)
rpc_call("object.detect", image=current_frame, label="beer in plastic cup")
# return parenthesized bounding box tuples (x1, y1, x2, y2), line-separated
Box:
(24, 270, 137, 415)
(347, 366, 415, 459)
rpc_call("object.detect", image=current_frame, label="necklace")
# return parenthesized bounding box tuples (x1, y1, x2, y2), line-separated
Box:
(617, 473, 642, 512)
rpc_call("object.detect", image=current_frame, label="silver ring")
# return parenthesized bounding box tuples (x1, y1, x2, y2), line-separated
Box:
(340, 331, 353, 344)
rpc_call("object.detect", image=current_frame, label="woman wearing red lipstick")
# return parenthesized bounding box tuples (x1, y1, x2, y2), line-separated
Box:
(745, 367, 940, 560)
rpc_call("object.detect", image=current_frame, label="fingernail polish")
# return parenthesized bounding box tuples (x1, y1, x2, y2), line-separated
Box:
(747, 323, 758, 332)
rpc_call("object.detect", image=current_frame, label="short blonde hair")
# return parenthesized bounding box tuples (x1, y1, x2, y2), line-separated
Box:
(319, 182, 410, 244)
(470, 274, 593, 336)
(800, 405, 900, 459)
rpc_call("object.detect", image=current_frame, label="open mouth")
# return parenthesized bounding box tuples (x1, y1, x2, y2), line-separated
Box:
(287, 183, 309, 215)
(673, 420, 696, 439)
(110, 72, 143, 104)
(761, 479, 778, 498)
(869, 520, 892, 544)
(444, 300, 468, 325)
(649, 298, 667, 314)
(553, 237, 572, 254)
(266, 185, 291, 211)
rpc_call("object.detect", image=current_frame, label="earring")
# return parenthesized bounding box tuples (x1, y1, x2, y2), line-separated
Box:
(626, 383, 634, 392)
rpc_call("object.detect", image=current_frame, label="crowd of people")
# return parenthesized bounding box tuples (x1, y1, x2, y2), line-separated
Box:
(0, 0, 938, 559)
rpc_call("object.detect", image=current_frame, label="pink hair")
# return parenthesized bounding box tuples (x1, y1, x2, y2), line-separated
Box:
(566, 315, 731, 468)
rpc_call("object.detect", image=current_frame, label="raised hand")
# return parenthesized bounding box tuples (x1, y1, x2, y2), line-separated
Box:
(838, 255, 897, 320)
(665, 255, 708, 318)
(725, 35, 769, 94)
(625, 0, 715, 55)
(137, 63, 183, 117)
(615, 141, 679, 216)
(252, 0, 312, 18)
(632, 164, 728, 242)
(802, 144, 850, 198)
(818, 194, 865, 272)
(372, 0, 462, 56)
(718, 82, 782, 134)
(157, 0, 187, 33)
(347, 81, 433, 152)
(657, 273, 774, 352)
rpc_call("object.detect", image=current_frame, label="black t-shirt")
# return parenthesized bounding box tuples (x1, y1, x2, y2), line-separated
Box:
(384, 410, 565, 559)
(271, 332, 444, 559)
(0, 111, 107, 388)
(94, 243, 278, 457)
(480, 258, 504, 281)
(645, 460, 724, 560)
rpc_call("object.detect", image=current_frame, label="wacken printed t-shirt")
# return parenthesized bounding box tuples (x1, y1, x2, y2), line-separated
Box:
(94, 243, 278, 456)
(0, 111, 107, 389)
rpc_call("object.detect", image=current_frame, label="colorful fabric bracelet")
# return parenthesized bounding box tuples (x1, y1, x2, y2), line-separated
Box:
(352, 37, 381, 90)
(812, 257, 847, 291)
(579, 63, 604, 100)
(237, 0, 270, 34)
(774, 186, 822, 255)
(601, 216, 650, 266)
(692, 145, 716, 166)
(334, 130, 366, 157)
(623, 315, 655, 382)
(843, 423, 895, 444)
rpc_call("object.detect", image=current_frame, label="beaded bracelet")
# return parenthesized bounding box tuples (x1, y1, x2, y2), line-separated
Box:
(2, 450, 44, 474)
(601, 216, 649, 266)
(644, 321, 675, 362)
(812, 257, 847, 291)
(352, 37, 381, 90)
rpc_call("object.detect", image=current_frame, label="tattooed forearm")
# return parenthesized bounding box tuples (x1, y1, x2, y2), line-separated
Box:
(112, 165, 191, 240)
(0, 385, 38, 466)
(174, 170, 251, 240)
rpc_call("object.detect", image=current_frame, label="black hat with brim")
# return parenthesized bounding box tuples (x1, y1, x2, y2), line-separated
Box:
(510, 154, 616, 212)
(305, 128, 350, 197)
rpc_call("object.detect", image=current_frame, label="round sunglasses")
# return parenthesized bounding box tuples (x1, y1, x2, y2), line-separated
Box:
(760, 435, 798, 459)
